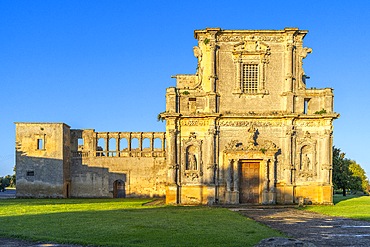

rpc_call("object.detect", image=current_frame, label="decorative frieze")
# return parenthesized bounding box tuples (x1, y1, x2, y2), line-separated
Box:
(219, 120, 283, 127)
(217, 35, 285, 43)
(180, 119, 208, 126)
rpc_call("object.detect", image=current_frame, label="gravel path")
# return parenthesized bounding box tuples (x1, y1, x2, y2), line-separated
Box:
(234, 207, 370, 247)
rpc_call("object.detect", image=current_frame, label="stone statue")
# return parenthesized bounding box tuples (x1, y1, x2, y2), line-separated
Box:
(187, 153, 197, 170)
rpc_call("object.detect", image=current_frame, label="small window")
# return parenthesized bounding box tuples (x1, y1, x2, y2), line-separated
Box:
(37, 139, 44, 150)
(241, 64, 258, 94)
(189, 98, 196, 102)
(78, 138, 84, 146)
(304, 99, 310, 114)
(27, 171, 34, 176)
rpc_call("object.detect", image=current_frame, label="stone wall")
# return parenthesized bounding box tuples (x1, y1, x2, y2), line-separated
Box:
(15, 123, 70, 198)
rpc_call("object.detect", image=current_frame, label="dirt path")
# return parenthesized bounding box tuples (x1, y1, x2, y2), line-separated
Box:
(234, 207, 370, 247)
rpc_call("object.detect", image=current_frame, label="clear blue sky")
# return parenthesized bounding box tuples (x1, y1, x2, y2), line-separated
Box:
(1, 1, 369, 177)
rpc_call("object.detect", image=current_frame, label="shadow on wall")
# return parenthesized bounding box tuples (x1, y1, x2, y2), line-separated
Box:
(16, 150, 127, 199)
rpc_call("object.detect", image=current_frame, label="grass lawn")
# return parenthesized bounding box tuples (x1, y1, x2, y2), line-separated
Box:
(303, 194, 370, 221)
(0, 198, 283, 246)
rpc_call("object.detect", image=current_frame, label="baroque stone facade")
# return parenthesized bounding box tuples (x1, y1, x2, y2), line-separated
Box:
(15, 28, 338, 204)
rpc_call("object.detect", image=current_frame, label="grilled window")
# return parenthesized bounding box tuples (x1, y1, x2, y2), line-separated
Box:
(241, 64, 258, 94)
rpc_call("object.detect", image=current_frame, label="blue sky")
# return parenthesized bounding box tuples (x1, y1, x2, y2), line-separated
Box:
(1, 1, 370, 177)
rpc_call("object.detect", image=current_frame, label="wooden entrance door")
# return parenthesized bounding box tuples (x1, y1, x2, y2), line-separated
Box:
(239, 162, 260, 203)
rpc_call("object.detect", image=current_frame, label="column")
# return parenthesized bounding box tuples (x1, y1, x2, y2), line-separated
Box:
(285, 42, 294, 92)
(128, 133, 132, 152)
(150, 133, 154, 152)
(226, 160, 233, 192)
(167, 129, 177, 184)
(206, 128, 216, 184)
(262, 159, 269, 204)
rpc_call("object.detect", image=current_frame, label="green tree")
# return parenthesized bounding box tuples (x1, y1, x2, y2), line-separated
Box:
(349, 161, 369, 193)
(0, 177, 10, 191)
(332, 147, 352, 196)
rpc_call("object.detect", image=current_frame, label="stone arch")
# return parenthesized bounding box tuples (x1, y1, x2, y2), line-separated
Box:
(108, 138, 116, 157)
(113, 179, 126, 198)
(154, 138, 162, 150)
(131, 138, 139, 150)
(120, 138, 128, 151)
(142, 138, 151, 150)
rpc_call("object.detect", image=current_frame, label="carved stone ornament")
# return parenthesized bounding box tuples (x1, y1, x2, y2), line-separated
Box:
(321, 163, 332, 170)
(224, 136, 278, 153)
(181, 134, 203, 182)
(217, 35, 284, 43)
(184, 170, 203, 181)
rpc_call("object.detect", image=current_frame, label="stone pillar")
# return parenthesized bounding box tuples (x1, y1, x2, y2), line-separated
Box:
(139, 133, 143, 152)
(269, 158, 277, 204)
(206, 128, 216, 184)
(262, 159, 269, 204)
(285, 42, 294, 92)
(208, 29, 219, 93)
(167, 129, 177, 184)
(226, 159, 233, 192)
(225, 159, 233, 204)
(128, 133, 132, 152)
(117, 134, 121, 157)
(323, 130, 333, 184)
(291, 132, 297, 185)
(150, 133, 154, 152)
(105, 134, 109, 156)
(233, 56, 242, 93)
(232, 160, 239, 204)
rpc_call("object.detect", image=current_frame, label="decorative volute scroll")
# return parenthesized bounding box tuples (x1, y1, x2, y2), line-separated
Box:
(181, 133, 203, 182)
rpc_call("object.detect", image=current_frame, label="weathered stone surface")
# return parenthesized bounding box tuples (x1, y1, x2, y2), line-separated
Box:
(15, 28, 338, 204)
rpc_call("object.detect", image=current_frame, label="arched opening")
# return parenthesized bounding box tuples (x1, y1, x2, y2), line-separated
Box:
(154, 138, 162, 150)
(120, 138, 128, 151)
(113, 180, 126, 198)
(108, 138, 116, 157)
(142, 138, 151, 150)
(131, 138, 139, 150)
(97, 138, 106, 156)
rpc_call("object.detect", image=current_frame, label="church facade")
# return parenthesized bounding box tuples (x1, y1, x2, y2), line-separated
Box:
(15, 28, 338, 205)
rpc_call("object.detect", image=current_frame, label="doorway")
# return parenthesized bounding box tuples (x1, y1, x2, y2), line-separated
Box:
(239, 162, 260, 203)
(113, 180, 126, 198)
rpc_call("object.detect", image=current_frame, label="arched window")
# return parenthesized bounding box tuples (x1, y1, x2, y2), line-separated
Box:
(142, 138, 151, 150)
(108, 138, 116, 157)
(131, 138, 139, 150)
(120, 138, 128, 151)
(154, 138, 162, 150)
(97, 138, 106, 156)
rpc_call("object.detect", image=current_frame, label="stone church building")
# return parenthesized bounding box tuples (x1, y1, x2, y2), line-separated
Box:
(15, 28, 338, 205)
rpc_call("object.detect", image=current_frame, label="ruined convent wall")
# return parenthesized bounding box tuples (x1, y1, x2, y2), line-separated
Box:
(69, 129, 167, 198)
(15, 123, 70, 198)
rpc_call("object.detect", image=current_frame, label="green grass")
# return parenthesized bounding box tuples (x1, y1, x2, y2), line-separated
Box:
(0, 198, 283, 246)
(303, 195, 370, 221)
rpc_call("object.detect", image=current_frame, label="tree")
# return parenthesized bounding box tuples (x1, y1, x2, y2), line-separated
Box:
(332, 147, 352, 196)
(0, 177, 10, 191)
(349, 161, 369, 193)
(332, 146, 369, 195)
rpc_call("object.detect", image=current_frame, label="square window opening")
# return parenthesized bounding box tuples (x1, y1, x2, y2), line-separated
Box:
(37, 139, 44, 150)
